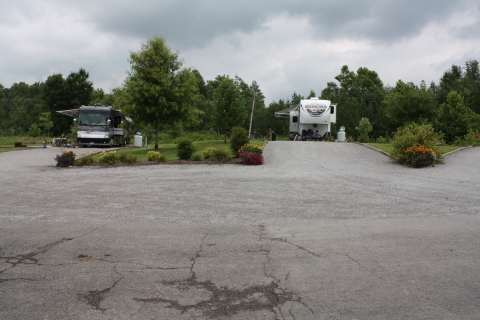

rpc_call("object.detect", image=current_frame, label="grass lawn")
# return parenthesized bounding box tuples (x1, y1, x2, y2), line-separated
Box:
(365, 143, 462, 156)
(0, 142, 46, 153)
(85, 140, 264, 162)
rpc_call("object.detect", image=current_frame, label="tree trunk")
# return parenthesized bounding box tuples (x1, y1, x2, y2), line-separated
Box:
(155, 120, 159, 150)
(224, 128, 227, 144)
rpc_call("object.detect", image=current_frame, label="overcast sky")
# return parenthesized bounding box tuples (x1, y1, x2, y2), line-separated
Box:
(1, 0, 479, 103)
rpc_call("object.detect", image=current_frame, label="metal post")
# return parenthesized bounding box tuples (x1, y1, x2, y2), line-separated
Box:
(248, 92, 255, 139)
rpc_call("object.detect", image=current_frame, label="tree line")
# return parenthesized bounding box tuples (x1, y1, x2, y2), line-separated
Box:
(1, 36, 479, 145)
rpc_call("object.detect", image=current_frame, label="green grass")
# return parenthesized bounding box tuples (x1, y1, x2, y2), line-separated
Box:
(366, 143, 393, 154)
(83, 140, 264, 162)
(365, 143, 462, 156)
(0, 142, 46, 152)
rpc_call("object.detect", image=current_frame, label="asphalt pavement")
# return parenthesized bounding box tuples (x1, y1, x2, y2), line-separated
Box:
(0, 142, 479, 319)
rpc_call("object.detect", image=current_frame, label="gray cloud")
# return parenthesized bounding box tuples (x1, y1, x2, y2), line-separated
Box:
(28, 0, 472, 49)
(0, 0, 479, 102)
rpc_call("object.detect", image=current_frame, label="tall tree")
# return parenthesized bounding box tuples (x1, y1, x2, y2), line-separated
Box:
(291, 92, 304, 105)
(123, 36, 200, 149)
(435, 91, 480, 143)
(383, 80, 437, 129)
(321, 65, 385, 139)
(38, 112, 54, 138)
(28, 123, 41, 143)
(212, 76, 247, 142)
(43, 69, 93, 136)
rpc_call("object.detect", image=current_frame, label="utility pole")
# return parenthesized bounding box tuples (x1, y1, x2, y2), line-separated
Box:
(248, 92, 255, 139)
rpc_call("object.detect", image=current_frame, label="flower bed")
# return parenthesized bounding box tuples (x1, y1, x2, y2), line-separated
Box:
(405, 145, 438, 168)
(54, 150, 76, 167)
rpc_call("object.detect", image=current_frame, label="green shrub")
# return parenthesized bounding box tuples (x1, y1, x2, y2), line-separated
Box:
(211, 149, 230, 161)
(191, 153, 203, 161)
(391, 123, 441, 165)
(177, 138, 195, 160)
(98, 151, 120, 164)
(203, 147, 217, 159)
(147, 151, 166, 162)
(230, 127, 249, 155)
(454, 130, 480, 146)
(119, 153, 138, 164)
(356, 117, 373, 143)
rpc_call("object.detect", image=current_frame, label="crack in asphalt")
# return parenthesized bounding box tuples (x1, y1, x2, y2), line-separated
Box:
(0, 238, 73, 275)
(260, 225, 315, 318)
(0, 224, 107, 278)
(264, 236, 323, 259)
(345, 253, 376, 276)
(135, 279, 294, 319)
(79, 266, 124, 312)
(132, 231, 307, 318)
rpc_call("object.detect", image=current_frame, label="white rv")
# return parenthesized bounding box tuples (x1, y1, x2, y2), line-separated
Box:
(57, 104, 132, 147)
(275, 98, 337, 141)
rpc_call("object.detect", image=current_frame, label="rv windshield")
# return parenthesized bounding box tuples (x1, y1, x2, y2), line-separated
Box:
(78, 110, 109, 126)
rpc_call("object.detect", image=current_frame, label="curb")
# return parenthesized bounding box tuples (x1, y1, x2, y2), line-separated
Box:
(442, 146, 472, 157)
(357, 142, 392, 158)
(359, 143, 474, 159)
(262, 139, 268, 149)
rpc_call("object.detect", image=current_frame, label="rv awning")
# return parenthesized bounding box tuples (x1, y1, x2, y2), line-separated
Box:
(274, 105, 299, 118)
(56, 109, 78, 117)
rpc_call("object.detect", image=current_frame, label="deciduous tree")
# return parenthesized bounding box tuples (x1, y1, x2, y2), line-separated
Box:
(123, 36, 200, 149)
(212, 76, 247, 143)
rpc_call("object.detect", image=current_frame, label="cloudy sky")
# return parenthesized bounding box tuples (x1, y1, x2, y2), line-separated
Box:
(1, 0, 479, 103)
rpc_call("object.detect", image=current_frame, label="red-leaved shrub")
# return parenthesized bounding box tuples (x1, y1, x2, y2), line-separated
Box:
(239, 151, 264, 165)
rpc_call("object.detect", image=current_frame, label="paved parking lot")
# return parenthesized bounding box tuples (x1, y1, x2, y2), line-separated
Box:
(1, 142, 479, 319)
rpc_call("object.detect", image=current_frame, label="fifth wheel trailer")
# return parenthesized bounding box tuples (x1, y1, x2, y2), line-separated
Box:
(275, 98, 337, 141)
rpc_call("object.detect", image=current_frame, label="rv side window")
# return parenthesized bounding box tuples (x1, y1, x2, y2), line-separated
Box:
(292, 116, 298, 123)
(330, 106, 335, 114)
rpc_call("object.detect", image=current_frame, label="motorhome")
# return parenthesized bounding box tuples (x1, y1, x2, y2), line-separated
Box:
(57, 104, 131, 147)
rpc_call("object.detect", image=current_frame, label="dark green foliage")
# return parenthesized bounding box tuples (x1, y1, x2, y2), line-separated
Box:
(177, 138, 195, 160)
(320, 65, 386, 139)
(123, 36, 200, 149)
(43, 69, 93, 136)
(383, 80, 437, 130)
(211, 75, 248, 142)
(0, 81, 46, 135)
(391, 123, 441, 164)
(230, 127, 249, 154)
(435, 91, 480, 143)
